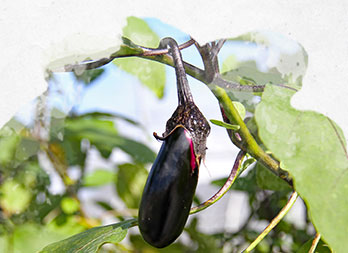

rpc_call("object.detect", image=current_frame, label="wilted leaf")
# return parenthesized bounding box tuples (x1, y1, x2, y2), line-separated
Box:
(255, 84, 348, 253)
(40, 219, 136, 253)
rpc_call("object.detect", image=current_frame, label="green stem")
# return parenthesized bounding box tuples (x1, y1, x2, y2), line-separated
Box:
(244, 191, 298, 252)
(211, 85, 292, 184)
(190, 150, 246, 214)
(309, 233, 321, 253)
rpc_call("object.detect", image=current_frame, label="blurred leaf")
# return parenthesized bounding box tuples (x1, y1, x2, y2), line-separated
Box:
(74, 68, 105, 85)
(222, 61, 284, 86)
(0, 127, 20, 165)
(114, 57, 165, 98)
(297, 238, 332, 253)
(114, 17, 165, 98)
(64, 116, 155, 163)
(122, 16, 160, 48)
(256, 162, 292, 191)
(72, 111, 141, 126)
(255, 84, 348, 252)
(221, 55, 239, 73)
(61, 197, 80, 215)
(15, 137, 40, 161)
(83, 169, 115, 187)
(210, 119, 240, 130)
(50, 108, 67, 140)
(2, 223, 74, 253)
(116, 163, 148, 209)
(0, 179, 32, 215)
(47, 215, 86, 237)
(40, 219, 136, 253)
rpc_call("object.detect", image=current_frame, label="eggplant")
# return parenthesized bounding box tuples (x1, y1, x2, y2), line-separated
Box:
(138, 126, 199, 248)
(138, 38, 210, 248)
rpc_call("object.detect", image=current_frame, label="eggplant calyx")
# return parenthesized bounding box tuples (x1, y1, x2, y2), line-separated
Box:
(163, 102, 210, 161)
(154, 125, 200, 172)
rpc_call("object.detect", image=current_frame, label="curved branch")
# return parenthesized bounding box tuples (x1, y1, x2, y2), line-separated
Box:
(190, 150, 246, 214)
(63, 38, 195, 72)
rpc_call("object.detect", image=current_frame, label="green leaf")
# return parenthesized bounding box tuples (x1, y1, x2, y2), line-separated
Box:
(256, 162, 292, 191)
(221, 55, 239, 73)
(83, 169, 115, 187)
(40, 219, 137, 253)
(255, 84, 348, 253)
(116, 163, 148, 209)
(232, 101, 246, 119)
(210, 119, 240, 130)
(122, 16, 160, 48)
(114, 17, 165, 98)
(15, 137, 40, 161)
(1, 223, 76, 253)
(114, 57, 165, 98)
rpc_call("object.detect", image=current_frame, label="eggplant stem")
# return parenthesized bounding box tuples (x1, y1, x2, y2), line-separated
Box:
(159, 37, 194, 105)
(190, 150, 246, 214)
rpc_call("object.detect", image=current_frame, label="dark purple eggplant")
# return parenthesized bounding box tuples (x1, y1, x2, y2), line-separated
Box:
(138, 38, 210, 248)
(138, 126, 199, 248)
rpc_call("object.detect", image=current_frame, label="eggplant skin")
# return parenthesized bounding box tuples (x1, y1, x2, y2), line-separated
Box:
(138, 127, 199, 248)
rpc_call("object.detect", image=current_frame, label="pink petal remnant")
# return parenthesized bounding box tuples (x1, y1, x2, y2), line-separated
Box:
(184, 129, 196, 171)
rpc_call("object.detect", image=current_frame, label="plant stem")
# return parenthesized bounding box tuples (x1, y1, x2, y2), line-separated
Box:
(190, 150, 246, 214)
(309, 233, 321, 253)
(244, 191, 298, 252)
(211, 85, 292, 184)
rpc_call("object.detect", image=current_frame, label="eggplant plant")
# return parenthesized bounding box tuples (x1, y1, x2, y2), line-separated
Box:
(38, 17, 346, 253)
(138, 38, 210, 248)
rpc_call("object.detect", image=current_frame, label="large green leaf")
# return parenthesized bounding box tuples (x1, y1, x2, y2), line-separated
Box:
(40, 219, 137, 253)
(114, 16, 165, 98)
(255, 85, 348, 253)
